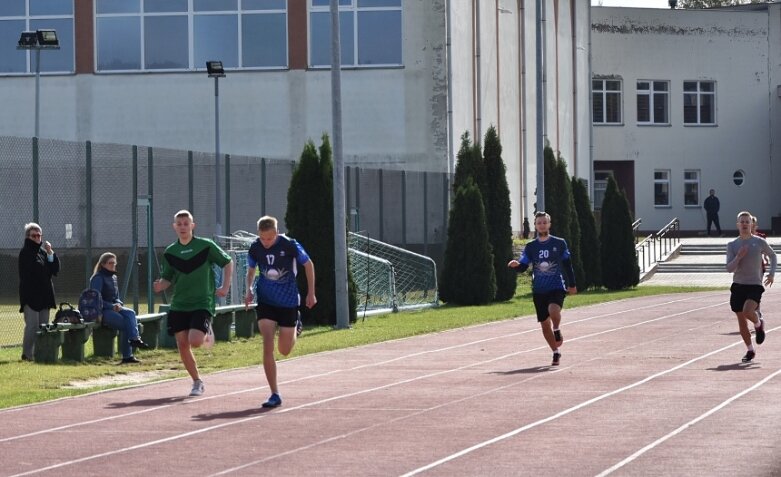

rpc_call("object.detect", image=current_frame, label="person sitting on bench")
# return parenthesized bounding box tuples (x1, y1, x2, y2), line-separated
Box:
(90, 252, 149, 364)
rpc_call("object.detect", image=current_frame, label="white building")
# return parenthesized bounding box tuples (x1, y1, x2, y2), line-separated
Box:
(591, 3, 781, 234)
(0, 0, 591, 233)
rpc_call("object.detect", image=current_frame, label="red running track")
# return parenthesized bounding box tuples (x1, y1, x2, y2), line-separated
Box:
(1, 290, 780, 477)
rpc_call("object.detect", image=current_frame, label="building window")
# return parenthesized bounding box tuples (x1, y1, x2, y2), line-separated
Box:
(683, 80, 715, 125)
(683, 170, 700, 207)
(0, 0, 74, 74)
(95, 0, 288, 72)
(592, 78, 622, 124)
(637, 80, 668, 125)
(654, 170, 670, 207)
(593, 170, 613, 210)
(309, 0, 402, 68)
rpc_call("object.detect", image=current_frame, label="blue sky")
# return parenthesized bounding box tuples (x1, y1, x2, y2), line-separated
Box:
(591, 0, 672, 7)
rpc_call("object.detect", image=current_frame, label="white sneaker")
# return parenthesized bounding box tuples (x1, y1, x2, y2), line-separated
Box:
(189, 379, 205, 397)
(203, 325, 214, 349)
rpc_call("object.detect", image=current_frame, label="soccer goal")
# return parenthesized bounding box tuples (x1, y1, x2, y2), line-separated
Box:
(217, 231, 440, 315)
(348, 232, 438, 316)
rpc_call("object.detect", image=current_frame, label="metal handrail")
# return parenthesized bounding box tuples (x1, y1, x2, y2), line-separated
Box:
(632, 219, 642, 243)
(635, 218, 680, 275)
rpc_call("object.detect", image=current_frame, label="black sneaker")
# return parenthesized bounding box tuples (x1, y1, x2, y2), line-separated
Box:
(553, 329, 563, 343)
(129, 338, 150, 349)
(295, 312, 303, 338)
(742, 350, 756, 363)
(121, 356, 141, 364)
(552, 352, 561, 366)
(755, 318, 766, 345)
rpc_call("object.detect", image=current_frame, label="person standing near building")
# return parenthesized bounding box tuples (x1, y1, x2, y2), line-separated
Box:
(522, 217, 531, 240)
(726, 211, 776, 363)
(153, 210, 233, 396)
(704, 189, 722, 237)
(244, 215, 316, 408)
(18, 223, 59, 361)
(507, 211, 577, 366)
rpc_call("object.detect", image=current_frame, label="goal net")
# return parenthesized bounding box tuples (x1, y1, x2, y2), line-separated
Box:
(217, 231, 440, 315)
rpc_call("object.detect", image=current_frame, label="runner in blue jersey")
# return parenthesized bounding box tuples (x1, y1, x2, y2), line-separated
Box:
(508, 211, 577, 366)
(244, 215, 316, 408)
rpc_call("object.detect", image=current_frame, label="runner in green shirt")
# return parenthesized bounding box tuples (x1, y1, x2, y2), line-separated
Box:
(154, 210, 233, 397)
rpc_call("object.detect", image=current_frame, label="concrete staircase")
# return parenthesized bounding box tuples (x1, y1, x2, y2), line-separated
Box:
(656, 242, 781, 273)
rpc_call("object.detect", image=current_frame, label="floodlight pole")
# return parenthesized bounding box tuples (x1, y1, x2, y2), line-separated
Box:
(535, 0, 545, 213)
(34, 48, 40, 138)
(331, 0, 350, 329)
(214, 75, 222, 237)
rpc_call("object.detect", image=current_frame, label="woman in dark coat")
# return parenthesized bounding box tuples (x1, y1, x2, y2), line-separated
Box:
(18, 223, 59, 361)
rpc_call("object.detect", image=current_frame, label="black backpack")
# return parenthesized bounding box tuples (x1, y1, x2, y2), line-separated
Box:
(77, 288, 104, 323)
(53, 302, 83, 325)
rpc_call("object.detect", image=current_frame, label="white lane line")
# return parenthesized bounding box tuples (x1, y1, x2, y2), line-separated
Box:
(0, 295, 709, 443)
(208, 362, 571, 476)
(6, 301, 725, 476)
(595, 367, 781, 477)
(398, 327, 772, 477)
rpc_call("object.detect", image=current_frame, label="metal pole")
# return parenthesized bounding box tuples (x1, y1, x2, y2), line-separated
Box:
(32, 137, 39, 222)
(214, 76, 222, 236)
(85, 141, 92, 286)
(34, 48, 40, 138)
(331, 0, 350, 329)
(148, 147, 154, 312)
(215, 77, 222, 237)
(535, 0, 545, 212)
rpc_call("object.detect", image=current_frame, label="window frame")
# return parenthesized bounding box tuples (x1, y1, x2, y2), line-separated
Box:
(654, 169, 671, 208)
(636, 80, 669, 126)
(592, 77, 623, 125)
(308, 0, 403, 69)
(683, 169, 700, 207)
(94, 0, 289, 73)
(683, 80, 716, 126)
(0, 0, 75, 75)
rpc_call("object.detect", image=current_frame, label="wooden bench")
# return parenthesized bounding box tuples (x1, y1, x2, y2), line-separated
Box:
(33, 304, 258, 362)
(213, 304, 257, 341)
(34, 322, 97, 363)
(234, 304, 257, 338)
(92, 313, 166, 356)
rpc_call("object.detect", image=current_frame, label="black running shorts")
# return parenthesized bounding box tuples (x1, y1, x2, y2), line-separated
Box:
(167, 309, 212, 335)
(532, 290, 566, 323)
(729, 283, 764, 313)
(256, 303, 298, 328)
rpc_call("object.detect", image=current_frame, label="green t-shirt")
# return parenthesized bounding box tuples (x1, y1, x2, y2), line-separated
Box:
(160, 236, 231, 314)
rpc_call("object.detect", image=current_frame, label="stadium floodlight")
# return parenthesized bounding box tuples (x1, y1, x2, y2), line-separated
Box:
(17, 29, 60, 138)
(17, 31, 37, 49)
(206, 60, 225, 237)
(206, 60, 225, 78)
(36, 30, 59, 48)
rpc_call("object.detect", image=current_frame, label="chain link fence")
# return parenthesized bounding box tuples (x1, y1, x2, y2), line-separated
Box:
(0, 136, 449, 347)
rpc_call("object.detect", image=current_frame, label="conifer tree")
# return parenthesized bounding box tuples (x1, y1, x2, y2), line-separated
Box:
(571, 176, 602, 290)
(286, 135, 357, 325)
(543, 146, 571, 239)
(453, 131, 486, 199)
(439, 179, 496, 305)
(542, 146, 585, 289)
(600, 176, 639, 290)
(482, 126, 516, 301)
